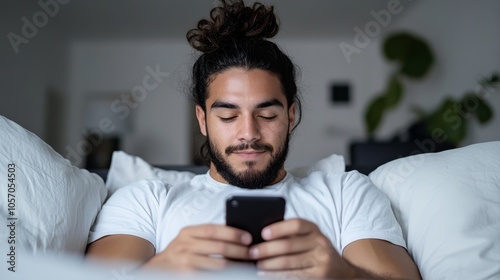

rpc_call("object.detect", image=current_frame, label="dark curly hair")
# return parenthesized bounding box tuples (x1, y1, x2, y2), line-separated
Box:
(187, 0, 301, 165)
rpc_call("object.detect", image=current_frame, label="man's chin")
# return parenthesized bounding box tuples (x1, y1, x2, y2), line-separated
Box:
(226, 159, 261, 171)
(238, 167, 265, 177)
(233, 161, 267, 173)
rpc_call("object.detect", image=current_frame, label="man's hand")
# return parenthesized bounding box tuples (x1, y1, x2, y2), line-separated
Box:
(247, 218, 421, 280)
(144, 224, 253, 272)
(247, 218, 357, 279)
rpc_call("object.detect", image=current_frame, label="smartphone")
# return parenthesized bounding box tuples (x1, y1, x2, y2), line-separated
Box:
(226, 196, 286, 245)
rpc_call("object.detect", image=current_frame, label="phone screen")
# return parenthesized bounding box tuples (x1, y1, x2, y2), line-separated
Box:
(226, 196, 285, 245)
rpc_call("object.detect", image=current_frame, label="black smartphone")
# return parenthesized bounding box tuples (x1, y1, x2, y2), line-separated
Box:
(226, 196, 286, 245)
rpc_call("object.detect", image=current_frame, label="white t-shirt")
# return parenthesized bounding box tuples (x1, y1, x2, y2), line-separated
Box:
(88, 171, 406, 254)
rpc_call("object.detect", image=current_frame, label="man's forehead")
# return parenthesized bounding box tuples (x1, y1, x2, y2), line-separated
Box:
(206, 68, 286, 101)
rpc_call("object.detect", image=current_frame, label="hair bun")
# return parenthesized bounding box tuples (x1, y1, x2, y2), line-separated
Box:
(187, 0, 279, 53)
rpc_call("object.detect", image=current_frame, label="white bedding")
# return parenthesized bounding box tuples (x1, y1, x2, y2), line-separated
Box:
(370, 141, 500, 279)
(5, 250, 262, 280)
(0, 116, 106, 257)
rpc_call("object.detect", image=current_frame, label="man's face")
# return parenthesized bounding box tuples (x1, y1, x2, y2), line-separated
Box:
(195, 68, 295, 189)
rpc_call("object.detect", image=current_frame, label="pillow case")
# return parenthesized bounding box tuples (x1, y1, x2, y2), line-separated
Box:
(288, 153, 345, 178)
(106, 151, 199, 195)
(0, 116, 107, 256)
(106, 151, 345, 195)
(369, 141, 500, 280)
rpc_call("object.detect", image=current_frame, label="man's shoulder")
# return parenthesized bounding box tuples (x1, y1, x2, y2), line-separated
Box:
(110, 178, 173, 199)
(291, 170, 367, 184)
(289, 170, 376, 194)
(114, 173, 207, 192)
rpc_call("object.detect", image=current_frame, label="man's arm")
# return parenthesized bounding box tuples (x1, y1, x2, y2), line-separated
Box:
(343, 239, 421, 280)
(86, 234, 155, 264)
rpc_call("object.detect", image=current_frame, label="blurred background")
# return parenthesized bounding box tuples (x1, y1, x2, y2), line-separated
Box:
(1, 0, 499, 170)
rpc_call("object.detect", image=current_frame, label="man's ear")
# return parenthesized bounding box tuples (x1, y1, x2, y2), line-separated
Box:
(288, 103, 296, 133)
(195, 105, 207, 136)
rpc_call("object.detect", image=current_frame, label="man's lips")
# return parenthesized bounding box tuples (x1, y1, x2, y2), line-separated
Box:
(232, 150, 266, 158)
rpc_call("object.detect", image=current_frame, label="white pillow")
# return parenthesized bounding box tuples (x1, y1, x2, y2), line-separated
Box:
(106, 151, 198, 195)
(288, 153, 345, 178)
(0, 116, 107, 256)
(106, 151, 345, 195)
(369, 141, 500, 280)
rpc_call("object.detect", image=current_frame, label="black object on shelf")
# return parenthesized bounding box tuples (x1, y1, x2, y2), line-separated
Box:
(85, 134, 120, 170)
(349, 140, 452, 175)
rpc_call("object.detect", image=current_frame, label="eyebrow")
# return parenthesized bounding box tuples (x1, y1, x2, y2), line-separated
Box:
(211, 101, 238, 110)
(256, 98, 284, 109)
(210, 98, 284, 110)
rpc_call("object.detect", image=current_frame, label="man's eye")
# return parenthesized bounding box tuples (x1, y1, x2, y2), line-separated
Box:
(219, 116, 236, 123)
(260, 115, 277, 121)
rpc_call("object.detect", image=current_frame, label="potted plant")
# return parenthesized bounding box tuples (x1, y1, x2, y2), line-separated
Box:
(363, 31, 499, 147)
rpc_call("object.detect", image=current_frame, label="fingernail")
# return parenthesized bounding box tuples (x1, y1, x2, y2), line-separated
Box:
(262, 228, 272, 240)
(241, 233, 252, 245)
(249, 247, 259, 258)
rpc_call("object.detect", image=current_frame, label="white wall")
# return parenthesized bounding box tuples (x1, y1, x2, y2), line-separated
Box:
(1, 1, 69, 152)
(66, 41, 194, 166)
(1, 6, 64, 139)
(281, 38, 389, 167)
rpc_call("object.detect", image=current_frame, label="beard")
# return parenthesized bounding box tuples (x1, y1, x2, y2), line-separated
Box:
(206, 133, 290, 189)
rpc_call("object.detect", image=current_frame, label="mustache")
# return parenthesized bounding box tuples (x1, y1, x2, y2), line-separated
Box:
(225, 142, 274, 155)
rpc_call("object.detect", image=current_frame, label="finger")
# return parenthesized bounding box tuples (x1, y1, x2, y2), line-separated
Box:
(249, 234, 313, 259)
(261, 218, 316, 240)
(256, 251, 316, 271)
(190, 239, 251, 259)
(182, 224, 252, 245)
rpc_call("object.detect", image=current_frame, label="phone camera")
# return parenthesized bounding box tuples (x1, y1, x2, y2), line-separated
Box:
(231, 200, 239, 208)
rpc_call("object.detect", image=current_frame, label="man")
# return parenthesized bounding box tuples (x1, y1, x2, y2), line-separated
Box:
(87, 1, 421, 279)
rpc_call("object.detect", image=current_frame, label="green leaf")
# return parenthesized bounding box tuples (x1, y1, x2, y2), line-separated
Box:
(459, 93, 493, 124)
(400, 39, 434, 78)
(383, 32, 434, 78)
(425, 99, 466, 146)
(479, 72, 500, 88)
(474, 97, 493, 124)
(385, 75, 403, 108)
(488, 72, 499, 84)
(384, 33, 413, 61)
(442, 118, 467, 146)
(364, 95, 387, 136)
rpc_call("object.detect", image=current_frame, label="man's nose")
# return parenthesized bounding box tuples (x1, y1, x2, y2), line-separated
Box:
(237, 116, 261, 142)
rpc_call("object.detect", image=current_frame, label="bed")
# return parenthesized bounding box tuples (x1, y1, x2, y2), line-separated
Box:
(1, 115, 499, 280)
